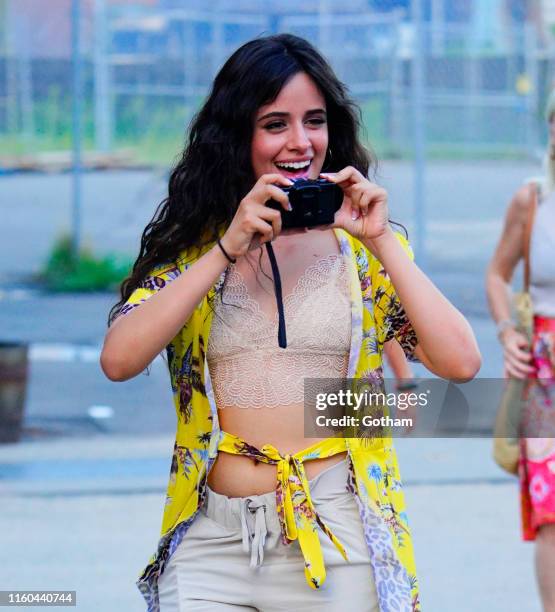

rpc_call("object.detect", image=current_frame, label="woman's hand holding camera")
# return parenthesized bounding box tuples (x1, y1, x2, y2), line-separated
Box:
(321, 167, 390, 246)
(219, 174, 293, 259)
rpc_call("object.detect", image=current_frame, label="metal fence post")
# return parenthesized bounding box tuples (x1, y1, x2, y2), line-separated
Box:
(389, 18, 403, 155)
(524, 22, 539, 156)
(71, 0, 83, 256)
(211, 9, 224, 78)
(183, 18, 196, 129)
(17, 14, 35, 143)
(318, 0, 331, 55)
(4, 0, 18, 135)
(94, 0, 112, 152)
(411, 0, 427, 271)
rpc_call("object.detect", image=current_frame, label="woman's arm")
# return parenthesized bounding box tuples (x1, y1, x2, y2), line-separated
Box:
(323, 166, 480, 381)
(100, 173, 292, 382)
(100, 245, 230, 381)
(485, 184, 535, 378)
(365, 228, 481, 381)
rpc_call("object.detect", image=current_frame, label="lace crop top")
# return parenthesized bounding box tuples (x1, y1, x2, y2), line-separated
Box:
(207, 254, 351, 409)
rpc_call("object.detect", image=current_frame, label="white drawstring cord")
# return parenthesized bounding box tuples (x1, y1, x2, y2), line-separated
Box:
(240, 499, 267, 568)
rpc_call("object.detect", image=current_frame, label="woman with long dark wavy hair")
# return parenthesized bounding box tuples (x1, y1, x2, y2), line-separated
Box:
(101, 34, 480, 612)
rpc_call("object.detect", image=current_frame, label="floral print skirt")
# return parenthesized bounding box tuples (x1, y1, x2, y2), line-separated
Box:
(519, 315, 555, 541)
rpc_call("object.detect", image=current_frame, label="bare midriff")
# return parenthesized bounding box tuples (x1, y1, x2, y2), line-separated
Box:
(206, 403, 347, 497)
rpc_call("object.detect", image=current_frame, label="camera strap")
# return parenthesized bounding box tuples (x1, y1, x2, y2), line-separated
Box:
(265, 242, 287, 349)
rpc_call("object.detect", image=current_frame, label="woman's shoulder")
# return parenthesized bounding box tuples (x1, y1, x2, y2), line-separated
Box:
(508, 181, 538, 224)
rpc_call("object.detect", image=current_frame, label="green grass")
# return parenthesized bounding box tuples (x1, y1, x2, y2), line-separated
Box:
(38, 235, 133, 292)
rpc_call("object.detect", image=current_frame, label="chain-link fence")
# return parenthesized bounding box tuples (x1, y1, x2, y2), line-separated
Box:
(1, 0, 554, 167)
(1, 0, 555, 274)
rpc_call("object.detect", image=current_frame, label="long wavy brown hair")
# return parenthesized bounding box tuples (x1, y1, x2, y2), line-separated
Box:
(109, 33, 376, 325)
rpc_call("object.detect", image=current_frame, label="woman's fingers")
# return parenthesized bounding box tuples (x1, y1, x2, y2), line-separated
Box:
(509, 361, 535, 377)
(257, 174, 293, 209)
(508, 361, 534, 378)
(252, 216, 275, 244)
(505, 346, 535, 377)
(321, 166, 364, 186)
(257, 203, 282, 237)
(322, 168, 362, 219)
(265, 184, 291, 212)
(512, 345, 534, 363)
(505, 360, 532, 379)
(258, 173, 294, 188)
(499, 328, 534, 378)
(322, 168, 388, 227)
(358, 189, 372, 217)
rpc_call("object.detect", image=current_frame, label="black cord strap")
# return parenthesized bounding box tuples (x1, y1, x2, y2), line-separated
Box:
(217, 238, 236, 264)
(265, 242, 287, 349)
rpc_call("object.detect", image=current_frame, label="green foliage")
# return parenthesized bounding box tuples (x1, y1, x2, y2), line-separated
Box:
(40, 234, 132, 292)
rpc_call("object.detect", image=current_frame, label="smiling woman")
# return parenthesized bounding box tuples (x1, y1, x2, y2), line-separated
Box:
(100, 33, 480, 612)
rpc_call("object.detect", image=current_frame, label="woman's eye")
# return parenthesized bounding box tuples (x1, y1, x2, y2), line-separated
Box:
(307, 117, 326, 126)
(264, 122, 285, 130)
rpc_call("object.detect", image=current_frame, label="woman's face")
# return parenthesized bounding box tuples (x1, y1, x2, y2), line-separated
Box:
(251, 72, 328, 181)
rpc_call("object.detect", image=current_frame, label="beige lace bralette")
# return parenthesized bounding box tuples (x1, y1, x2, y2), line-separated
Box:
(207, 254, 351, 409)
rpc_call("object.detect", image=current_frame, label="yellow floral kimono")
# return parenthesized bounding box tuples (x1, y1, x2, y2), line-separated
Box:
(119, 229, 421, 612)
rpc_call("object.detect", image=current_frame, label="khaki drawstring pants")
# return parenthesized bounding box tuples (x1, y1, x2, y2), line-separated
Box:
(157, 459, 379, 611)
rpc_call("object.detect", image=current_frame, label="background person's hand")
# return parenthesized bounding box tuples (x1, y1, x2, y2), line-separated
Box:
(320, 167, 389, 242)
(500, 327, 535, 379)
(219, 174, 293, 259)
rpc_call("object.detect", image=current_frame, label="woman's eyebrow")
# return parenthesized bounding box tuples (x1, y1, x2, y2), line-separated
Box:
(256, 108, 327, 122)
(306, 108, 327, 117)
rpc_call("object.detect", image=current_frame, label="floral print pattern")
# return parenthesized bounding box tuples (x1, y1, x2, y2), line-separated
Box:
(519, 315, 555, 541)
(118, 230, 421, 612)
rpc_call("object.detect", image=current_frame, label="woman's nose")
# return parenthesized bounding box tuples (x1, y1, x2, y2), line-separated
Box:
(287, 124, 311, 151)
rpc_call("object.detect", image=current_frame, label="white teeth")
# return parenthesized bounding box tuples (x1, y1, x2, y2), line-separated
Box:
(275, 160, 311, 170)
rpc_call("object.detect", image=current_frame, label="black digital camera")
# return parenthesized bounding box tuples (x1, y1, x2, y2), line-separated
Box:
(267, 178, 343, 229)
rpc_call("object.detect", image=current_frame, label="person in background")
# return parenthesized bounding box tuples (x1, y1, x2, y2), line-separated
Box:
(384, 340, 418, 391)
(486, 90, 555, 612)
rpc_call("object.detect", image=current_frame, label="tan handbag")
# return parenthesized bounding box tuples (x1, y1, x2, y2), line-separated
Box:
(492, 183, 537, 474)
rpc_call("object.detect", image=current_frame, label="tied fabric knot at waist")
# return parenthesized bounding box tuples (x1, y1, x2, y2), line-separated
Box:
(217, 431, 350, 589)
